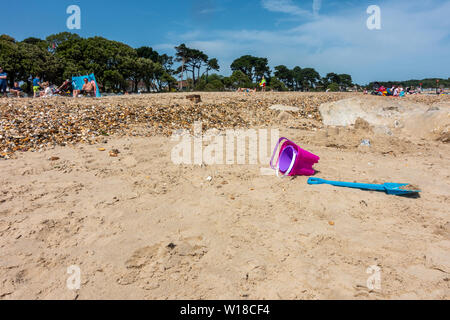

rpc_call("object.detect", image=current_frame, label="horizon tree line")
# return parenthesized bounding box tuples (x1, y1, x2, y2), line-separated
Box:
(1, 32, 448, 93)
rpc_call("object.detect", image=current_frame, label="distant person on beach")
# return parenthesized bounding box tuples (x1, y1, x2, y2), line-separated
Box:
(10, 82, 24, 97)
(83, 78, 96, 96)
(259, 77, 267, 92)
(377, 85, 386, 95)
(237, 87, 256, 93)
(393, 86, 399, 96)
(40, 82, 53, 98)
(0, 67, 7, 98)
(33, 75, 41, 98)
(73, 78, 96, 97)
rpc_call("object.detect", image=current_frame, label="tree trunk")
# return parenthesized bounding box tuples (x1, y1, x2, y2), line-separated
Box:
(26, 80, 32, 94)
(8, 76, 14, 89)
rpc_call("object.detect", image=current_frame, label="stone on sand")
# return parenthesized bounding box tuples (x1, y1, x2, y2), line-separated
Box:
(277, 111, 293, 122)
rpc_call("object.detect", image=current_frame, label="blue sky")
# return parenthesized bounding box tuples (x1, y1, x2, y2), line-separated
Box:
(3, 0, 450, 84)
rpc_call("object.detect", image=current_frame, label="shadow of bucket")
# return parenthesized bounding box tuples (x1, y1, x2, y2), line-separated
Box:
(270, 137, 320, 177)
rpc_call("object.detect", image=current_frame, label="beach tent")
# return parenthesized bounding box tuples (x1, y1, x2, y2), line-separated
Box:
(71, 73, 101, 97)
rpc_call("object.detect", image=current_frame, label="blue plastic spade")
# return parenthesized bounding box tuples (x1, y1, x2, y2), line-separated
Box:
(307, 177, 421, 196)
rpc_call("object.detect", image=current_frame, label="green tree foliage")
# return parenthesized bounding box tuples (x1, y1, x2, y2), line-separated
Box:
(229, 70, 252, 88)
(205, 79, 224, 92)
(273, 65, 322, 91)
(159, 54, 174, 74)
(46, 32, 81, 50)
(136, 46, 160, 62)
(274, 65, 293, 88)
(269, 77, 288, 91)
(292, 66, 303, 91)
(327, 83, 340, 92)
(323, 72, 340, 87)
(103, 70, 125, 91)
(322, 73, 353, 91)
(205, 58, 220, 77)
(300, 68, 321, 90)
(195, 74, 226, 91)
(230, 55, 270, 82)
(22, 37, 48, 50)
(0, 32, 178, 93)
(52, 36, 139, 91)
(338, 74, 353, 88)
(174, 44, 218, 85)
(0, 34, 16, 43)
(160, 71, 178, 91)
(0, 38, 20, 86)
(137, 46, 174, 74)
(0, 37, 63, 88)
(0, 32, 366, 93)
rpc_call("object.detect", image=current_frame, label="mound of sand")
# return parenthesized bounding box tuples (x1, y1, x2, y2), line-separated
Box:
(319, 96, 450, 142)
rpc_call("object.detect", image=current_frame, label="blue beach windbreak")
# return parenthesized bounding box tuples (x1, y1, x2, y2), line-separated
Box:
(71, 74, 101, 97)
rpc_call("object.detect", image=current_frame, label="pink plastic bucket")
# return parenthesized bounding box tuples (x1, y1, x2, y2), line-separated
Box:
(270, 137, 320, 177)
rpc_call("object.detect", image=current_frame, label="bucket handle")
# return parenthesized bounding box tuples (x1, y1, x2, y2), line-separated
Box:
(270, 137, 289, 170)
(270, 137, 297, 178)
(275, 146, 297, 178)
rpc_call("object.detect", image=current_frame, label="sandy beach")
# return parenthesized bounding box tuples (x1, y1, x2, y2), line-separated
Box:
(0, 92, 449, 299)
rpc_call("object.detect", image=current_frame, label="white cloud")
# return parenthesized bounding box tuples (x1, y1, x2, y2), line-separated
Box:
(262, 0, 321, 18)
(198, 8, 223, 15)
(261, 0, 313, 17)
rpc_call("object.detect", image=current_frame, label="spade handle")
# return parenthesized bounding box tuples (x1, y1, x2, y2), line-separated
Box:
(307, 178, 386, 191)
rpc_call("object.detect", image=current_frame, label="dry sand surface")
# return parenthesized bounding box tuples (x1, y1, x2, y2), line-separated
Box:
(0, 92, 449, 299)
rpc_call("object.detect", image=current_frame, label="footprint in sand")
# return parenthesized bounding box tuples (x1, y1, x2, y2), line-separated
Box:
(118, 239, 208, 287)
